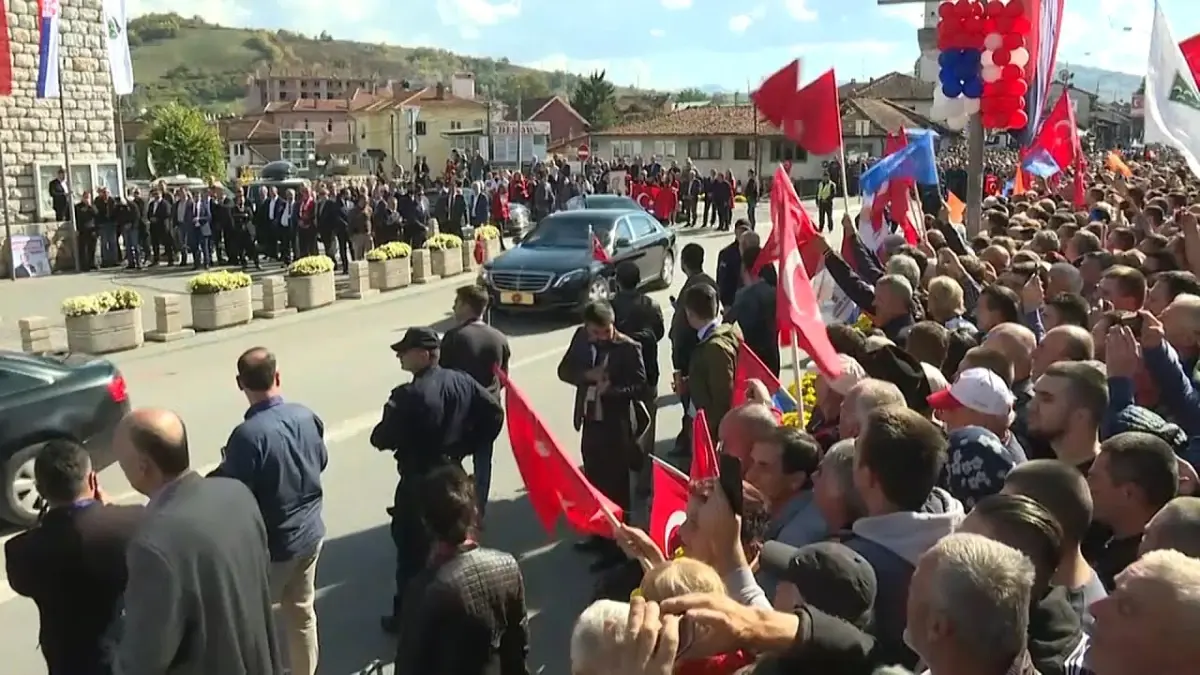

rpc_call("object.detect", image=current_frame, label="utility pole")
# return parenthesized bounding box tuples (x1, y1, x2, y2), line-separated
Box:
(965, 114, 984, 237)
(515, 88, 523, 171)
(485, 84, 494, 162)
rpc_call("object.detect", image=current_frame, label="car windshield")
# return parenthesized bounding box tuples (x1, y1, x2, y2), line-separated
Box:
(586, 195, 639, 210)
(522, 216, 613, 248)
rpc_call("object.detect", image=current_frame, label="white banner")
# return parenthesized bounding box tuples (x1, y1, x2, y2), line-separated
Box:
(103, 0, 134, 95)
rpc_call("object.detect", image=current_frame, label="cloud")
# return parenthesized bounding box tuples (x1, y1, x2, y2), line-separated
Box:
(434, 0, 521, 39)
(729, 6, 767, 34)
(649, 28, 666, 38)
(789, 40, 901, 57)
(783, 0, 817, 22)
(660, 0, 692, 8)
(879, 4, 925, 29)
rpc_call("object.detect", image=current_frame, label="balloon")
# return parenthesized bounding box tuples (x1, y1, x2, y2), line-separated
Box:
(964, 16, 984, 37)
(942, 81, 963, 98)
(1008, 0, 1026, 17)
(1003, 64, 1024, 79)
(981, 50, 995, 67)
(963, 97, 982, 115)
(1003, 32, 1025, 50)
(938, 51, 954, 67)
(938, 1, 955, 18)
(985, 0, 1005, 17)
(984, 32, 1003, 50)
(1010, 109, 1029, 127)
(992, 49, 1011, 66)
(948, 115, 970, 131)
(962, 78, 984, 98)
(939, 67, 958, 86)
(944, 96, 967, 117)
(1012, 16, 1031, 34)
(1010, 47, 1030, 68)
(954, 0, 971, 14)
(996, 16, 1014, 33)
(982, 65, 1002, 82)
(937, 33, 954, 51)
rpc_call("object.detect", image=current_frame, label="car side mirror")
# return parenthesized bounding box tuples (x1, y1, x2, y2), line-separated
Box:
(614, 237, 632, 249)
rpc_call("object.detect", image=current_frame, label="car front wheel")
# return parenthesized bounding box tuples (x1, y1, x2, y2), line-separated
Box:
(650, 251, 675, 290)
(2, 444, 48, 527)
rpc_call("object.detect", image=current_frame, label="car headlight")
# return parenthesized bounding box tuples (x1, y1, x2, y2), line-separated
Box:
(553, 269, 588, 288)
(477, 268, 491, 286)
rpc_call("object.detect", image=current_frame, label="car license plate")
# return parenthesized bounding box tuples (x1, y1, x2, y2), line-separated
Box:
(501, 291, 534, 305)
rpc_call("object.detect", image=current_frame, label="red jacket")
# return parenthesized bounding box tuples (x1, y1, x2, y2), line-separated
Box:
(491, 189, 510, 221)
(653, 186, 678, 220)
(508, 179, 528, 203)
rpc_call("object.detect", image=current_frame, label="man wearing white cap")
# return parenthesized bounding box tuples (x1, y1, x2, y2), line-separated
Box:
(927, 367, 1028, 463)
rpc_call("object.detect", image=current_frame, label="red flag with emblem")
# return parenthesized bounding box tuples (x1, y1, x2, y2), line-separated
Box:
(690, 410, 720, 481)
(496, 368, 622, 537)
(649, 457, 690, 556)
(773, 167, 843, 380)
(591, 228, 610, 263)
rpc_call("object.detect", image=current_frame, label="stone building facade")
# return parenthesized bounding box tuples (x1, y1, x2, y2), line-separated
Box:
(1, 0, 118, 273)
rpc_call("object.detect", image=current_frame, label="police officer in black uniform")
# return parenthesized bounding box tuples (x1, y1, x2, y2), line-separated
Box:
(370, 327, 505, 634)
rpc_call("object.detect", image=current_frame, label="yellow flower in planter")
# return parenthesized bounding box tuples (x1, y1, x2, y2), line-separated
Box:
(426, 234, 464, 250)
(365, 242, 413, 261)
(61, 289, 142, 317)
(853, 313, 874, 334)
(784, 371, 819, 428)
(287, 255, 335, 277)
(186, 269, 252, 294)
(474, 225, 501, 241)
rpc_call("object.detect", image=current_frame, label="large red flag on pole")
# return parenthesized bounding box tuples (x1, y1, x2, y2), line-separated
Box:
(496, 368, 622, 538)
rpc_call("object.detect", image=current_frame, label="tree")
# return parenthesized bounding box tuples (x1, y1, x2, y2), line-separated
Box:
(676, 87, 709, 103)
(146, 103, 225, 179)
(500, 71, 552, 113)
(570, 70, 619, 130)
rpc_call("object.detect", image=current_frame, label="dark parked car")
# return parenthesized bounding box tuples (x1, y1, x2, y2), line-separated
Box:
(479, 209, 676, 314)
(565, 194, 643, 211)
(0, 351, 131, 526)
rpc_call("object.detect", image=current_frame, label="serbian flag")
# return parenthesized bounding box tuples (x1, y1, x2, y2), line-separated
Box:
(1019, 0, 1064, 144)
(772, 167, 843, 380)
(649, 457, 690, 556)
(496, 368, 622, 538)
(691, 410, 719, 481)
(36, 0, 61, 99)
(732, 340, 798, 412)
(0, 0, 12, 96)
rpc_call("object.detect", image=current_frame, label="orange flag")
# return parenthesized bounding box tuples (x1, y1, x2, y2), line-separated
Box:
(1106, 151, 1133, 178)
(1013, 166, 1028, 194)
(946, 191, 966, 224)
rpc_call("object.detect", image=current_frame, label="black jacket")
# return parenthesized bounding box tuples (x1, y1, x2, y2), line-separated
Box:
(440, 320, 512, 399)
(370, 365, 504, 474)
(715, 242, 743, 309)
(670, 272, 718, 373)
(6, 503, 144, 675)
(611, 290, 665, 389)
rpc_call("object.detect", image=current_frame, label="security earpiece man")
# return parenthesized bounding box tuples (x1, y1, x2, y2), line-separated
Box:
(370, 326, 504, 635)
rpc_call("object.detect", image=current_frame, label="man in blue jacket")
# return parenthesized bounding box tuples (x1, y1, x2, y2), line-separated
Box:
(211, 347, 328, 675)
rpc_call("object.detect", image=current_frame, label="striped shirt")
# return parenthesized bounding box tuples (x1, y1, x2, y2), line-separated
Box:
(1064, 633, 1094, 675)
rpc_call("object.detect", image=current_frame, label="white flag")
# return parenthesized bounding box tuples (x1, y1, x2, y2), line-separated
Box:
(102, 0, 134, 96)
(1146, 2, 1200, 177)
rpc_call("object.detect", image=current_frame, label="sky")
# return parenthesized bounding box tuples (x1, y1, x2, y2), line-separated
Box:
(128, 0, 1200, 91)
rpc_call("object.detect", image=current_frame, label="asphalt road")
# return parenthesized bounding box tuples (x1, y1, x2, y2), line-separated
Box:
(0, 198, 860, 675)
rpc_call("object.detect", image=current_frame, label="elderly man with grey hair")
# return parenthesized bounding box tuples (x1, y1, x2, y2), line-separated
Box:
(813, 438, 865, 532)
(886, 254, 922, 293)
(837, 378, 905, 441)
(907, 533, 1037, 675)
(570, 599, 628, 675)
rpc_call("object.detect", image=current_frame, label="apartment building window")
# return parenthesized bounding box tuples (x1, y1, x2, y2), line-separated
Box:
(652, 141, 677, 157)
(300, 80, 307, 87)
(733, 139, 753, 160)
(769, 140, 808, 163)
(687, 139, 722, 160)
(474, 120, 484, 128)
(610, 140, 643, 157)
(278, 91, 287, 100)
(415, 121, 427, 136)
(450, 121, 463, 130)
(300, 92, 309, 99)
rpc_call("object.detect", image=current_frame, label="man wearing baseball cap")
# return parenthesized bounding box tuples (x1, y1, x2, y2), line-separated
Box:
(928, 367, 1028, 464)
(760, 540, 877, 629)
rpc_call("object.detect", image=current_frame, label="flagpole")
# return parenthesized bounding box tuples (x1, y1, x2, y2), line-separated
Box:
(0, 146, 12, 281)
(57, 54, 82, 273)
(115, 94, 127, 188)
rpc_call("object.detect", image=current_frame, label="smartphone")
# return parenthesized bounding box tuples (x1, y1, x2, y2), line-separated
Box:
(718, 454, 744, 516)
(675, 615, 697, 658)
(1120, 313, 1144, 335)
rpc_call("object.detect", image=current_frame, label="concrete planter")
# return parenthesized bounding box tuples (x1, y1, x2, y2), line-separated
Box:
(368, 257, 412, 291)
(431, 248, 463, 277)
(484, 238, 502, 262)
(461, 243, 478, 272)
(189, 286, 253, 331)
(65, 308, 144, 354)
(287, 270, 336, 311)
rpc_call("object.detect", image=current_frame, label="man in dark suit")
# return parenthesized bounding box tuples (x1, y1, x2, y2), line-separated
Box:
(5, 439, 143, 675)
(556, 301, 649, 571)
(210, 347, 327, 675)
(439, 284, 511, 516)
(670, 243, 718, 442)
(49, 168, 70, 220)
(276, 189, 298, 264)
(146, 187, 174, 266)
(111, 408, 283, 675)
(396, 465, 528, 675)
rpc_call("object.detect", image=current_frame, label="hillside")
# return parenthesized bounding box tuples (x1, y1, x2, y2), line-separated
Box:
(124, 13, 665, 119)
(1059, 65, 1142, 102)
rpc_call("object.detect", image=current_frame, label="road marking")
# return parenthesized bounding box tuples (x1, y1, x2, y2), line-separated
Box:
(0, 343, 570, 607)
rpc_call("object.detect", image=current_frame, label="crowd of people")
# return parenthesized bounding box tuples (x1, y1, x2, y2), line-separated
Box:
(20, 137, 1200, 675)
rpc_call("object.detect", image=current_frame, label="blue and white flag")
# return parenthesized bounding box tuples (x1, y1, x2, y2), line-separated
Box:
(103, 0, 135, 96)
(36, 0, 61, 98)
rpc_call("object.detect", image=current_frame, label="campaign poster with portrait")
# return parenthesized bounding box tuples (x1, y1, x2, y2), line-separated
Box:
(9, 234, 52, 279)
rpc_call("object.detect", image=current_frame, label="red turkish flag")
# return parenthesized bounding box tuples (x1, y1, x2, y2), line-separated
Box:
(649, 458, 689, 556)
(496, 368, 622, 537)
(752, 63, 843, 156)
(591, 231, 611, 263)
(731, 341, 787, 411)
(773, 167, 843, 380)
(690, 410, 719, 481)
